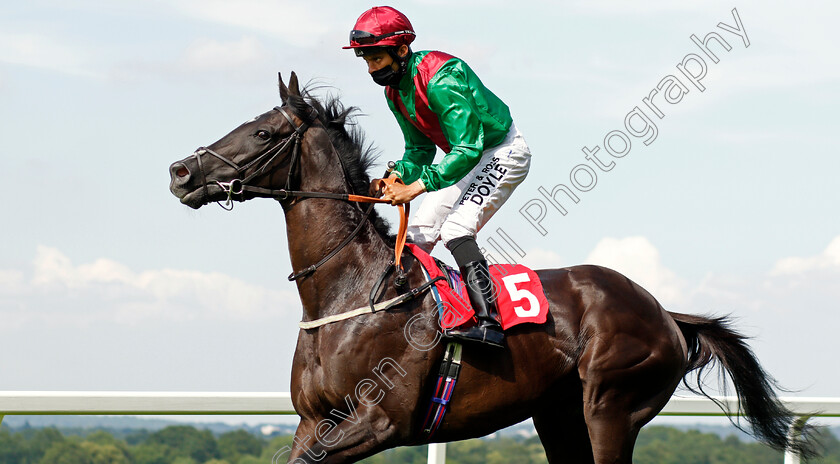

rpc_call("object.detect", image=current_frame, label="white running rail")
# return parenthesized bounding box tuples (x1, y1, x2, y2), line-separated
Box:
(1, 393, 838, 463)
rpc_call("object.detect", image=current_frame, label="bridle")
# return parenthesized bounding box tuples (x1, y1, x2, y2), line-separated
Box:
(188, 104, 410, 284)
(190, 106, 312, 211)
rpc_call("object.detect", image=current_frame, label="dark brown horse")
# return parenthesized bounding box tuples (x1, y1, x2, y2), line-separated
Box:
(168, 73, 813, 463)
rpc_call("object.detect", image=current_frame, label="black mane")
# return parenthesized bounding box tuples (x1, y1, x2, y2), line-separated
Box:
(286, 89, 394, 241)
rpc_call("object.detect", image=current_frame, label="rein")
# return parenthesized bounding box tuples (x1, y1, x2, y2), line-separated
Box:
(191, 105, 410, 283)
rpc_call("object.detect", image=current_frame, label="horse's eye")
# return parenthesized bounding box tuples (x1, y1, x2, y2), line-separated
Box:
(255, 130, 271, 141)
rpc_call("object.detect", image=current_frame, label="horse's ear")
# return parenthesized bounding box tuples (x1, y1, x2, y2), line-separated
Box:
(288, 71, 301, 97)
(279, 72, 289, 103)
(278, 71, 302, 104)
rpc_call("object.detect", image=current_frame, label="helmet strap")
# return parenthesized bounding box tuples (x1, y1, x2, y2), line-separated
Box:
(387, 46, 412, 77)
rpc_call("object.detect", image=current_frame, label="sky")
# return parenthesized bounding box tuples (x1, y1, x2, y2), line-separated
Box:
(1, 0, 838, 429)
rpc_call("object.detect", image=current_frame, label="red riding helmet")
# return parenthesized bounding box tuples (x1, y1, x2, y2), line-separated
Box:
(343, 6, 416, 54)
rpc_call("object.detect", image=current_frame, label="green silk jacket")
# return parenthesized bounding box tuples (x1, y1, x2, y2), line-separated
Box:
(387, 51, 513, 192)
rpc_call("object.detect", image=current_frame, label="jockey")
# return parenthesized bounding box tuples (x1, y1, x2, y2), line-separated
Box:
(344, 6, 532, 348)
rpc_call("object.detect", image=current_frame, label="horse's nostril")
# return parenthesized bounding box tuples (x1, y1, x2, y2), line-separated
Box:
(176, 166, 189, 178)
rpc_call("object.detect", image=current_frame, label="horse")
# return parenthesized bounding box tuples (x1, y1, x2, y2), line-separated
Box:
(168, 72, 813, 463)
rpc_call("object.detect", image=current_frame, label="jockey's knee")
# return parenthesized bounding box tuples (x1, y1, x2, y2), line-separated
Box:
(407, 226, 439, 253)
(440, 221, 476, 247)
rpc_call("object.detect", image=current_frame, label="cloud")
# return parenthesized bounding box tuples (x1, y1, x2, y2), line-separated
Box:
(411, 0, 508, 6)
(168, 0, 333, 48)
(520, 248, 566, 270)
(0, 270, 25, 290)
(568, 234, 840, 319)
(182, 36, 269, 70)
(112, 35, 280, 85)
(0, 31, 103, 78)
(584, 236, 688, 305)
(676, 236, 840, 322)
(770, 236, 840, 276)
(565, 0, 707, 14)
(0, 246, 300, 329)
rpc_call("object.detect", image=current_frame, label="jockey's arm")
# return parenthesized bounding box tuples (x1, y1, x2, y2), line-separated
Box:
(419, 70, 486, 191)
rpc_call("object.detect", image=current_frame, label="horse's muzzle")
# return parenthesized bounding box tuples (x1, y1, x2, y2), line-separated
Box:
(168, 157, 207, 208)
(169, 160, 191, 194)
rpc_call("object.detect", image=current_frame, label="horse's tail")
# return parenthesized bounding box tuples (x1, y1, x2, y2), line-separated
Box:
(668, 311, 817, 458)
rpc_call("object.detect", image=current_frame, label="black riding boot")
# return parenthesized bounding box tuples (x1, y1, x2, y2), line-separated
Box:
(444, 260, 505, 348)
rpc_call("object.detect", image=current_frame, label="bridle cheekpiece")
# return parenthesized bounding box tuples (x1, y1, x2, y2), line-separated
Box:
(190, 105, 311, 210)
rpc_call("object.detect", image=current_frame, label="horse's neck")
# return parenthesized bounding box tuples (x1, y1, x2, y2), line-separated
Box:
(283, 135, 393, 322)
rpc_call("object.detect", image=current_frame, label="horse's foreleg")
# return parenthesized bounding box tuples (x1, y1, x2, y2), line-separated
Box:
(283, 412, 401, 463)
(279, 423, 322, 463)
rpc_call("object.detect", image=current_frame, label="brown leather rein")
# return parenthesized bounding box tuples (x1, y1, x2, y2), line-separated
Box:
(284, 176, 410, 283)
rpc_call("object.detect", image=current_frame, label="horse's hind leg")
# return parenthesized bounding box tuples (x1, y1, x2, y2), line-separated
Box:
(532, 395, 594, 463)
(578, 328, 684, 463)
(581, 401, 640, 464)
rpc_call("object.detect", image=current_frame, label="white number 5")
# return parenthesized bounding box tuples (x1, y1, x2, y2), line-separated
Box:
(501, 273, 540, 317)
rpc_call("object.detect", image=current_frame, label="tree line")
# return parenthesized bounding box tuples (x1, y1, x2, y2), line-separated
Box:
(1, 423, 837, 463)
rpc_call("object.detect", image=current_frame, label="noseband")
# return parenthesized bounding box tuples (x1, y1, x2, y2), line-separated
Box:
(191, 106, 311, 210)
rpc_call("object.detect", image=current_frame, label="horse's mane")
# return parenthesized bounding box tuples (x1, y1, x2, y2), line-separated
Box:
(286, 88, 394, 242)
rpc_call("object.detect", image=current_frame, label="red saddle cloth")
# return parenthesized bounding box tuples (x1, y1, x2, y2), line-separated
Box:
(406, 244, 550, 330)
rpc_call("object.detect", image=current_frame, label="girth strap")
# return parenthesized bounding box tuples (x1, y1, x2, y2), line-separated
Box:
(422, 341, 463, 437)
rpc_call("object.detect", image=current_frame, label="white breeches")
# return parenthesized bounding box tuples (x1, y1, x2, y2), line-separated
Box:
(407, 122, 531, 253)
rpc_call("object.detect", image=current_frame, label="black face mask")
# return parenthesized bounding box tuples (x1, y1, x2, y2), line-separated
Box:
(370, 66, 402, 88)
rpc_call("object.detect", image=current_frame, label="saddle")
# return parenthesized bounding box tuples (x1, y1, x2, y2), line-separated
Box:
(406, 244, 550, 331)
